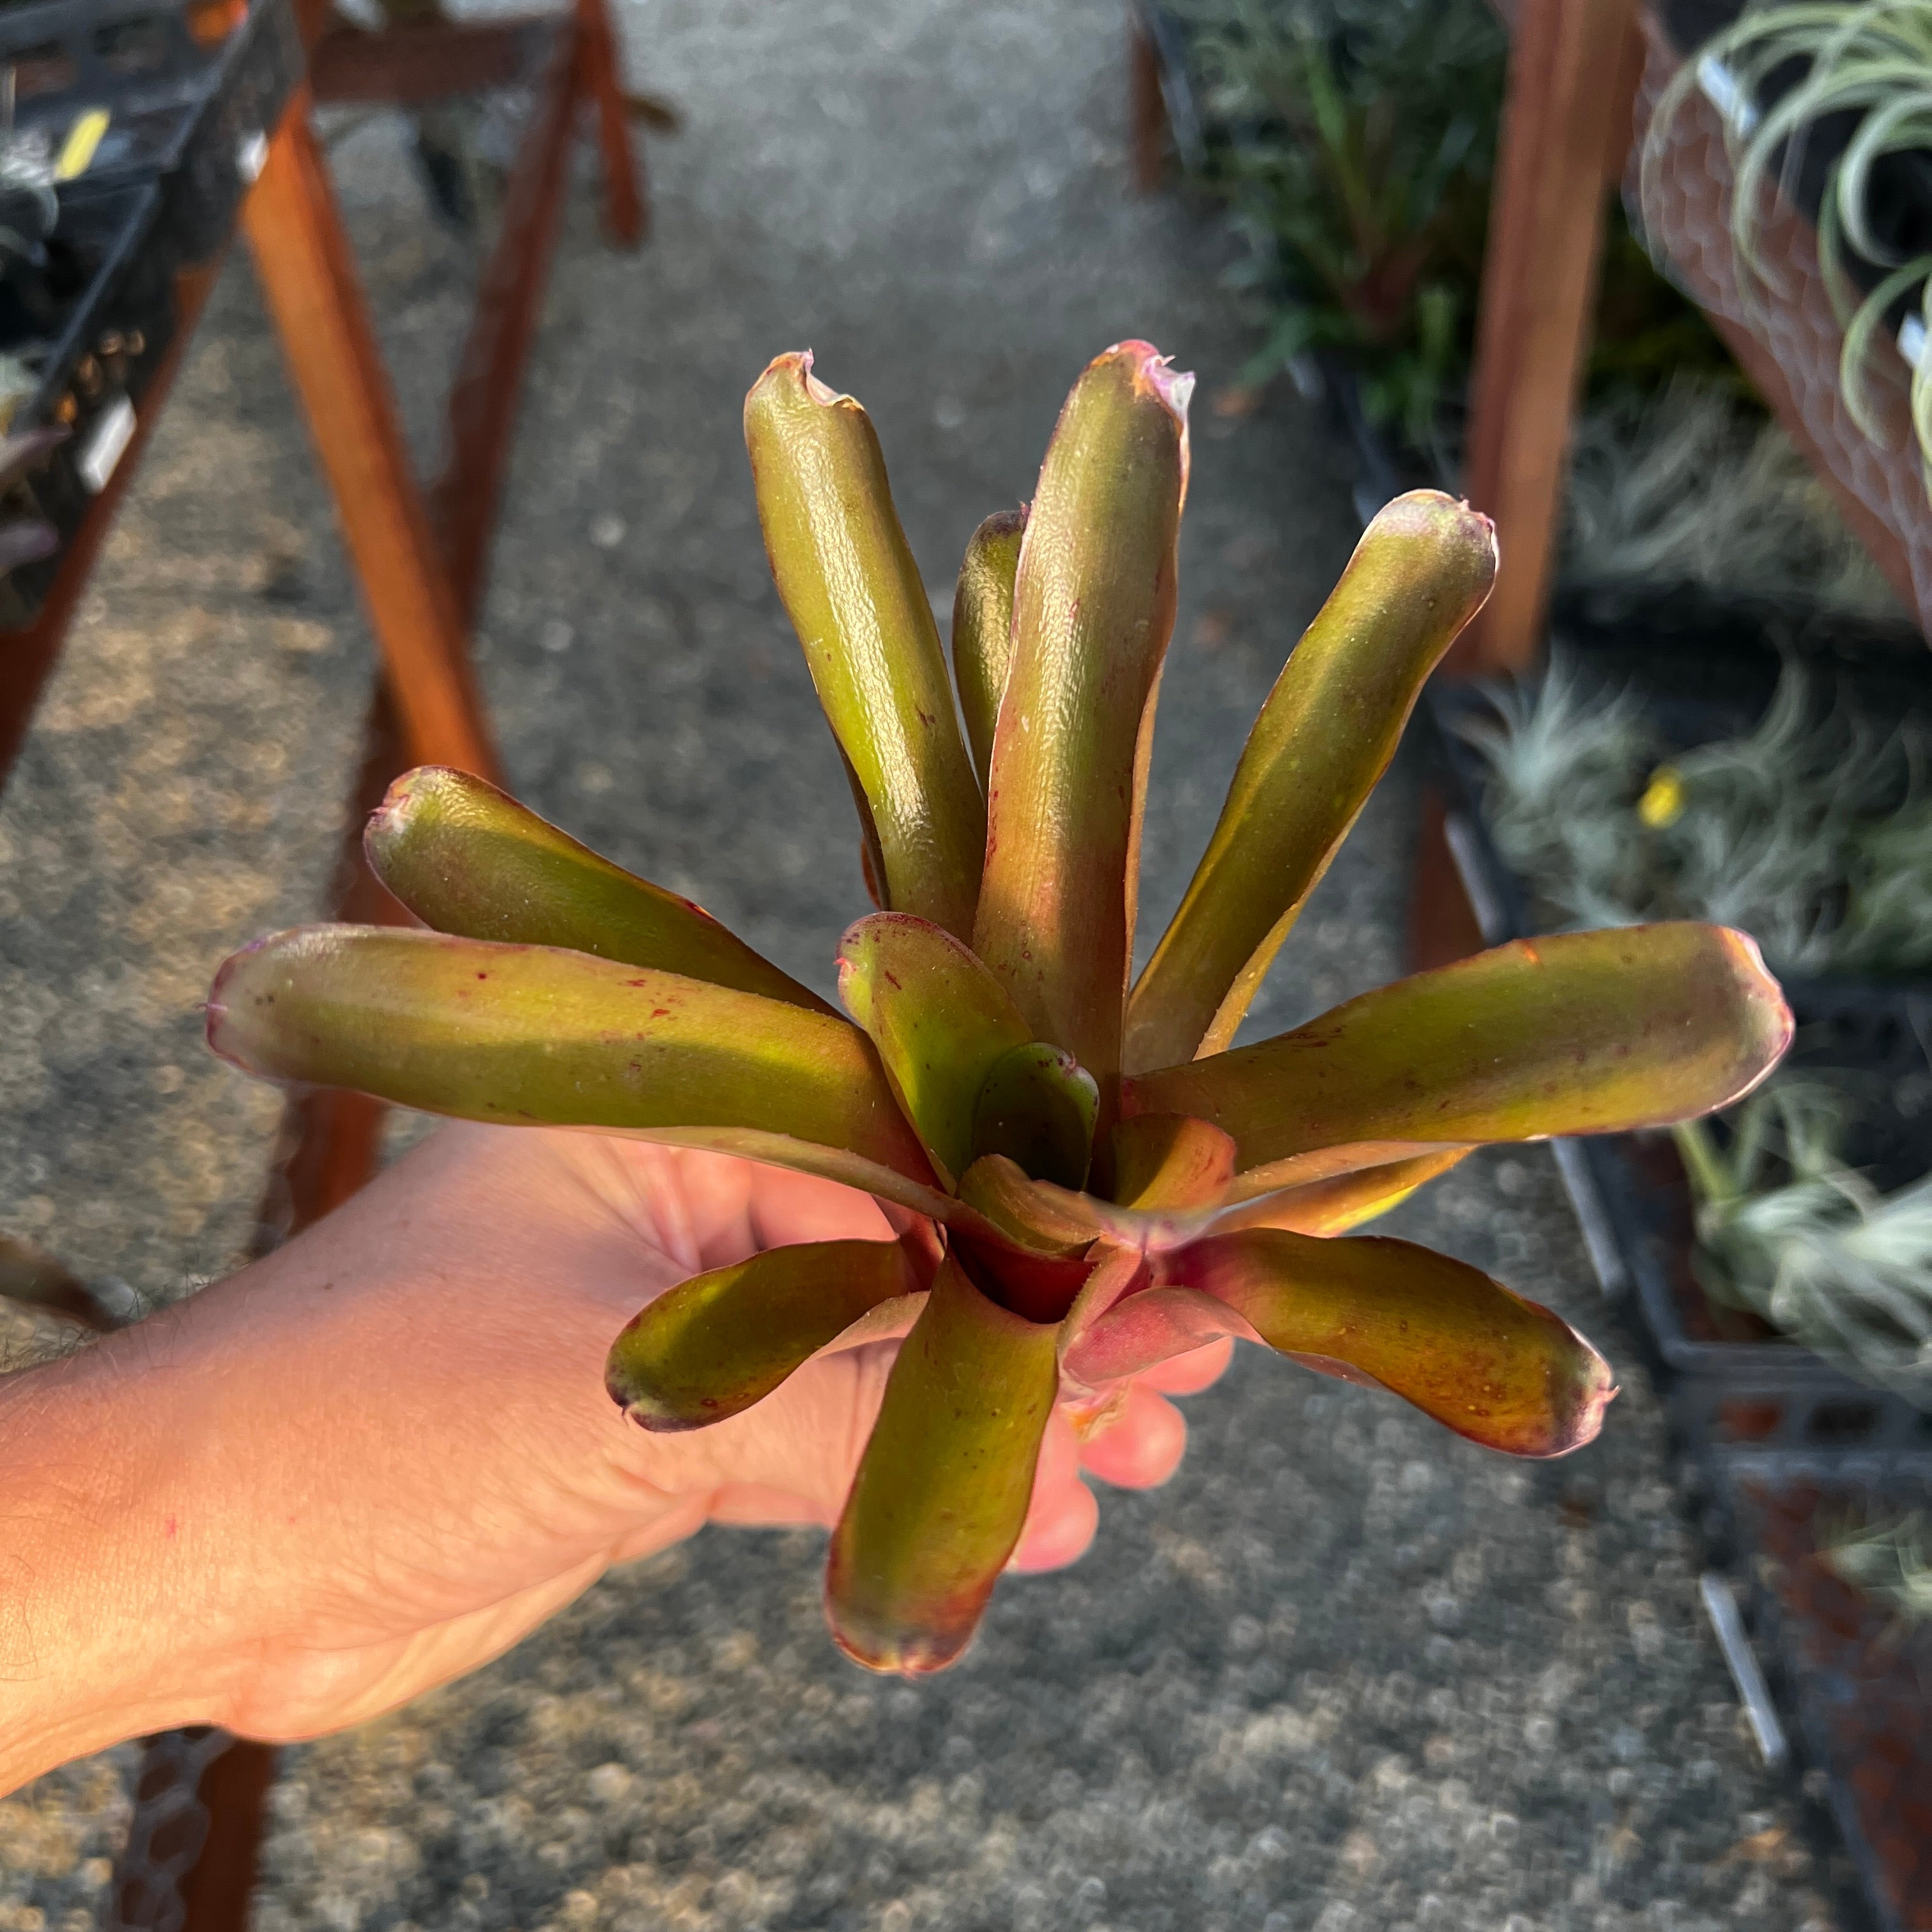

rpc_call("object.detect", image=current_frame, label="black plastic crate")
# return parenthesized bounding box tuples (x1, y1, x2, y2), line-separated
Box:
(0, 179, 175, 627)
(1700, 1455, 1932, 1932)
(2, 0, 301, 263)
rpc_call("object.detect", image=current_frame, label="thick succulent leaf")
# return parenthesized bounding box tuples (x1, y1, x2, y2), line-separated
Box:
(955, 1154, 1102, 1256)
(973, 341, 1192, 1101)
(1175, 1229, 1615, 1457)
(206, 926, 944, 1210)
(1127, 925, 1792, 1177)
(1110, 1113, 1237, 1211)
(745, 353, 985, 939)
(1060, 1285, 1256, 1387)
(1055, 1239, 1152, 1361)
(1126, 493, 1496, 1070)
(825, 1252, 1061, 1674)
(366, 766, 830, 1014)
(1209, 1151, 1469, 1236)
(607, 1239, 916, 1430)
(970, 1041, 1099, 1192)
(0, 1232, 134, 1332)
(837, 914, 1031, 1185)
(952, 508, 1026, 788)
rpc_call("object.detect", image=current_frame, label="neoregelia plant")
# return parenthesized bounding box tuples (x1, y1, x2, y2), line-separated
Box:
(204, 342, 1793, 1674)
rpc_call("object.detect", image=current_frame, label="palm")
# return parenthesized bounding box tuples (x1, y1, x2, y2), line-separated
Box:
(209, 1124, 1219, 1744)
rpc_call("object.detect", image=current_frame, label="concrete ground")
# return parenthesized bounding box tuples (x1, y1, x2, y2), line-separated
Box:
(0, 1, 1850, 1927)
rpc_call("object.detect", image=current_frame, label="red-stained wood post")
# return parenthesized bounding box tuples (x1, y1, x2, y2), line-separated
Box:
(1448, 0, 1643, 677)
(240, 93, 500, 779)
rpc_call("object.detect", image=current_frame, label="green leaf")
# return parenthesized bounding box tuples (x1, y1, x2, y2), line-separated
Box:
(1210, 1151, 1469, 1236)
(1176, 1229, 1614, 1457)
(973, 341, 1192, 1105)
(206, 926, 947, 1212)
(365, 766, 831, 1014)
(969, 1041, 1099, 1191)
(952, 509, 1026, 789)
(1126, 924, 1791, 1183)
(954, 1154, 1103, 1257)
(837, 913, 1032, 1186)
(825, 1252, 1061, 1674)
(744, 354, 985, 940)
(1109, 1114, 1237, 1211)
(1064, 1232, 1614, 1456)
(1126, 491, 1496, 1069)
(606, 1239, 917, 1430)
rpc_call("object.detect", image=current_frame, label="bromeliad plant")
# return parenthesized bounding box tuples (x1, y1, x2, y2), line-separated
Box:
(205, 343, 1793, 1674)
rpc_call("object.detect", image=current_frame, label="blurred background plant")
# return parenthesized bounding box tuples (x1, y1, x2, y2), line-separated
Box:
(1169, 0, 1503, 445)
(1822, 1508, 1932, 1626)
(1460, 656, 1932, 976)
(1675, 1078, 1932, 1402)
(1561, 376, 1904, 622)
(1165, 0, 1740, 450)
(1646, 0, 1932, 505)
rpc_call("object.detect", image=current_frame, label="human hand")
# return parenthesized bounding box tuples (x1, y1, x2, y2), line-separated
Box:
(0, 1121, 1227, 1791)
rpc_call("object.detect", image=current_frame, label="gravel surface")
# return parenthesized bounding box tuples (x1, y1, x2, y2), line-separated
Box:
(0, 0, 1852, 1926)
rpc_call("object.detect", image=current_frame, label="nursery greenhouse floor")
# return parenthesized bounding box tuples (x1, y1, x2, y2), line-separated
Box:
(0, 1, 1854, 1928)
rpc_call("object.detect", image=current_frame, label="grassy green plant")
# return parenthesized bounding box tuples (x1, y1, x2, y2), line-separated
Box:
(1676, 1080, 1932, 1399)
(1464, 656, 1932, 975)
(1173, 0, 1504, 442)
(1822, 1509, 1932, 1623)
(1174, 0, 1739, 446)
(1644, 0, 1932, 501)
(201, 344, 1792, 1673)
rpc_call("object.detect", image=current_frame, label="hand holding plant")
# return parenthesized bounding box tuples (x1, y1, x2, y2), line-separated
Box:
(204, 342, 1793, 1675)
(0, 1121, 1225, 1794)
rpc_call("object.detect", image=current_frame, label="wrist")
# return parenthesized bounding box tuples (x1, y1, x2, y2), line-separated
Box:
(0, 1317, 237, 1793)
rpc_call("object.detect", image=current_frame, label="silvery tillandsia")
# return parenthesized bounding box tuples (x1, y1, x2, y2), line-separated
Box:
(204, 342, 1793, 1674)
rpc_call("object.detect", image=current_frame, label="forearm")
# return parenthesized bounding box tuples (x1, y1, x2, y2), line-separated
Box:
(0, 1309, 233, 1792)
(0, 1126, 722, 1795)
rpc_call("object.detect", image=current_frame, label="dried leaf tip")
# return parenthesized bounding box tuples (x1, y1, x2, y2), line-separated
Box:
(756, 349, 850, 410)
(1107, 339, 1196, 422)
(1100, 341, 1193, 509)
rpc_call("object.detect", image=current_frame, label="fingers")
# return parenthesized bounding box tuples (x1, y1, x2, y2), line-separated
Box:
(1136, 1333, 1234, 1395)
(1008, 1411, 1098, 1573)
(1076, 1381, 1187, 1489)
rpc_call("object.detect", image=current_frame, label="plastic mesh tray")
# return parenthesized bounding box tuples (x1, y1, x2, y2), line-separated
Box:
(0, 180, 176, 628)
(3, 0, 301, 263)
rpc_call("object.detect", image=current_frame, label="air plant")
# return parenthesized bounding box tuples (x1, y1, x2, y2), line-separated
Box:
(203, 342, 1791, 1674)
(1643, 0, 1932, 503)
(1463, 656, 1932, 976)
(1676, 1080, 1932, 1402)
(1561, 378, 1902, 622)
(1822, 1509, 1932, 1625)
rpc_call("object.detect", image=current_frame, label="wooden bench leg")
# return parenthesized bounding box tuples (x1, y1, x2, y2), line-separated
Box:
(431, 20, 581, 627)
(1450, 0, 1641, 677)
(576, 0, 646, 245)
(240, 91, 498, 780)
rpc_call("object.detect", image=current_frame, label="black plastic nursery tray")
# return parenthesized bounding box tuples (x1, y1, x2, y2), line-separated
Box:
(1705, 1456, 1932, 1932)
(0, 180, 176, 629)
(1, 0, 302, 264)
(1422, 650, 1932, 1455)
